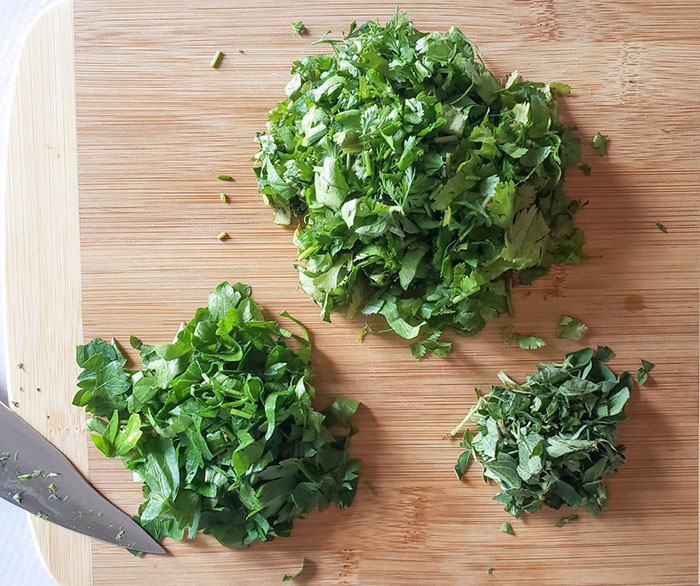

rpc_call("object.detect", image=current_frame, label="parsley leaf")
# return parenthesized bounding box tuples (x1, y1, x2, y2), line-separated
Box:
(74, 282, 360, 549)
(255, 14, 587, 357)
(592, 132, 608, 156)
(500, 521, 515, 535)
(451, 347, 635, 518)
(636, 359, 655, 384)
(556, 315, 588, 341)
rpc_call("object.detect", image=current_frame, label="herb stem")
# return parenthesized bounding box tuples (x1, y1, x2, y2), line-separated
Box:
(210, 50, 223, 68)
(444, 397, 482, 439)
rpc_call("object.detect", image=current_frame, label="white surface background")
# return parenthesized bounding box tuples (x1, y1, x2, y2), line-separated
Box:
(1, 0, 61, 584)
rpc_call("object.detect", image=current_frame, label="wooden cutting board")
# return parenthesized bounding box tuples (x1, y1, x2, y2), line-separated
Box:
(8, 0, 700, 584)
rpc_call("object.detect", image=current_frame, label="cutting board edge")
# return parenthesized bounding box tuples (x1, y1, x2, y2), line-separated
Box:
(4, 1, 92, 584)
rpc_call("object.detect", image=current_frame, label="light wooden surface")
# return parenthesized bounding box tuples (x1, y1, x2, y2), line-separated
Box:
(4, 2, 92, 585)
(73, 1, 700, 584)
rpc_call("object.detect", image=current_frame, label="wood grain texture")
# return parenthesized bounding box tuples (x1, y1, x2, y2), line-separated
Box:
(72, 1, 700, 584)
(4, 2, 92, 585)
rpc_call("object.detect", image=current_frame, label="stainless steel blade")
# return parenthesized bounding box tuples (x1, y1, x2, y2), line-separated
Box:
(0, 404, 166, 554)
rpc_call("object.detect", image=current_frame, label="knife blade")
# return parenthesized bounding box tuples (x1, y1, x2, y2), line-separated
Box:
(0, 403, 166, 555)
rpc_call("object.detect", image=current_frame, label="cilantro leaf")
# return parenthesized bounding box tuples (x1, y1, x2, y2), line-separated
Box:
(450, 347, 636, 518)
(74, 282, 360, 549)
(556, 315, 588, 341)
(255, 14, 587, 357)
(592, 132, 608, 156)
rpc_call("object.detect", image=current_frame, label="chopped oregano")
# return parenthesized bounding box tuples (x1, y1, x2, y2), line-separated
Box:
(451, 347, 634, 518)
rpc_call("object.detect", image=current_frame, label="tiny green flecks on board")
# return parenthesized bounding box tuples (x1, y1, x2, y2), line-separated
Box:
(73, 282, 360, 550)
(254, 13, 588, 357)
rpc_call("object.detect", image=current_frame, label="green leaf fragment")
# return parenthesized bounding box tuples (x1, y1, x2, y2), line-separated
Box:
(282, 557, 306, 581)
(500, 521, 515, 535)
(577, 164, 591, 175)
(636, 359, 655, 384)
(502, 326, 546, 350)
(592, 132, 608, 156)
(555, 514, 579, 527)
(556, 315, 588, 341)
(656, 222, 667, 233)
(291, 21, 307, 35)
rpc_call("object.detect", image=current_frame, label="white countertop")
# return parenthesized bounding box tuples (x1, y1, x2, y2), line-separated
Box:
(1, 0, 61, 584)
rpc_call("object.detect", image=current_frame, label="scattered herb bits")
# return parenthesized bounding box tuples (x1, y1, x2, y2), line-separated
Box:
(592, 132, 608, 156)
(220, 192, 227, 203)
(73, 282, 361, 549)
(254, 14, 587, 357)
(451, 347, 633, 518)
(217, 174, 233, 181)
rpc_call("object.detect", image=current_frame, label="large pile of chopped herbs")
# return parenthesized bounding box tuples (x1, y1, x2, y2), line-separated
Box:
(73, 282, 360, 549)
(450, 347, 631, 518)
(254, 14, 586, 357)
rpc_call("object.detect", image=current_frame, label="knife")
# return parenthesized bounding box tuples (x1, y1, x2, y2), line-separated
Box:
(0, 403, 166, 555)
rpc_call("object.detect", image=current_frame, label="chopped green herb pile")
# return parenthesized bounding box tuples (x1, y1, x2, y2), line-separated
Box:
(73, 282, 360, 549)
(451, 347, 632, 518)
(556, 315, 587, 341)
(502, 326, 546, 350)
(592, 132, 608, 156)
(254, 14, 587, 357)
